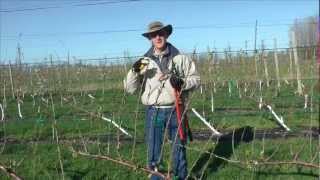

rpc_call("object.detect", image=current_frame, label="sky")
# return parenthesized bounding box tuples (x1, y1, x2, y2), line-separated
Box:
(0, 0, 318, 63)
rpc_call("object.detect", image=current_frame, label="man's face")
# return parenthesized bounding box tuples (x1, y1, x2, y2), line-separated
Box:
(149, 30, 167, 51)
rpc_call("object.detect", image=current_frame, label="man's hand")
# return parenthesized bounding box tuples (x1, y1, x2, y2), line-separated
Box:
(132, 57, 149, 74)
(170, 75, 184, 90)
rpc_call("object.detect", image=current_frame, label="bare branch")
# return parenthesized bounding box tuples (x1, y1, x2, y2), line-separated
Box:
(70, 148, 167, 179)
(0, 164, 23, 180)
(293, 140, 307, 161)
(252, 160, 320, 169)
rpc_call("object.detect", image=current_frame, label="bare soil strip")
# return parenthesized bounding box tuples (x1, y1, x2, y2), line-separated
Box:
(0, 127, 318, 145)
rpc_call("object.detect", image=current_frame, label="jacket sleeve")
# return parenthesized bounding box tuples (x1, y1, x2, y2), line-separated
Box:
(173, 54, 201, 91)
(123, 70, 140, 94)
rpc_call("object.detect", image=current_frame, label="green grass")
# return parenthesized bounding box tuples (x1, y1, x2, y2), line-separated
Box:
(0, 136, 318, 179)
(0, 82, 318, 179)
(0, 58, 319, 179)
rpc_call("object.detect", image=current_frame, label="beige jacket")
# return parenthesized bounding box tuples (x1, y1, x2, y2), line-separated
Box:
(124, 54, 200, 106)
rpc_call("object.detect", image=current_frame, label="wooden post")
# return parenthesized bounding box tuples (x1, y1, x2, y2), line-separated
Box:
(84, 63, 88, 95)
(46, 57, 50, 94)
(305, 47, 308, 61)
(29, 66, 34, 98)
(261, 40, 270, 87)
(288, 45, 294, 81)
(239, 49, 245, 81)
(192, 48, 197, 63)
(273, 39, 281, 89)
(79, 59, 83, 96)
(2, 80, 6, 109)
(254, 52, 259, 80)
(291, 31, 303, 95)
(8, 61, 15, 99)
(103, 58, 107, 96)
(207, 46, 212, 73)
(313, 46, 316, 61)
(123, 50, 128, 74)
(50, 54, 56, 92)
(211, 50, 215, 75)
(224, 50, 228, 64)
(214, 50, 219, 82)
(212, 50, 216, 64)
(66, 52, 70, 92)
(227, 46, 232, 64)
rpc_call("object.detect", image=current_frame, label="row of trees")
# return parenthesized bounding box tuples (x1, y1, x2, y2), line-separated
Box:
(290, 16, 318, 60)
(290, 16, 318, 47)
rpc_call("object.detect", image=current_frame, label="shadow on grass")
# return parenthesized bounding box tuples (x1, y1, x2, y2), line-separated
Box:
(65, 170, 90, 180)
(189, 126, 254, 179)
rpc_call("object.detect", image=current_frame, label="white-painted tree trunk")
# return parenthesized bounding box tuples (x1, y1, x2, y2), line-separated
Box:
(101, 116, 132, 137)
(17, 100, 23, 119)
(192, 108, 221, 135)
(211, 90, 214, 112)
(266, 105, 290, 131)
(304, 94, 308, 109)
(0, 103, 4, 121)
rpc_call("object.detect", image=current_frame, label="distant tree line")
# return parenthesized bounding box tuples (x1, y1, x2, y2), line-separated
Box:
(289, 15, 318, 60)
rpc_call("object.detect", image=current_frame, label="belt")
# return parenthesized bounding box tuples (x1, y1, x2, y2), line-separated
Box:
(151, 105, 174, 109)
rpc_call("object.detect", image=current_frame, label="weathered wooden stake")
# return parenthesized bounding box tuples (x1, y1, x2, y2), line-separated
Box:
(8, 62, 15, 99)
(2, 80, 7, 109)
(273, 39, 281, 89)
(261, 40, 270, 87)
(254, 52, 259, 80)
(288, 46, 294, 82)
(291, 31, 303, 95)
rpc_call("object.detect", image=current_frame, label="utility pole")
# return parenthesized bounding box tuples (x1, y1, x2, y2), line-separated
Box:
(254, 20, 258, 53)
(16, 43, 22, 67)
(254, 20, 258, 79)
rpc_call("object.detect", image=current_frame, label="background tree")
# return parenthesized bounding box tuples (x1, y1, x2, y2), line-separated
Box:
(289, 16, 318, 60)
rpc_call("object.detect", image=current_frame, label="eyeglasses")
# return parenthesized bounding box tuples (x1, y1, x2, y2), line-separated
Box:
(149, 30, 166, 38)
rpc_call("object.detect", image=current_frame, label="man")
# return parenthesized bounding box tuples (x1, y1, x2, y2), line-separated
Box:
(124, 21, 200, 180)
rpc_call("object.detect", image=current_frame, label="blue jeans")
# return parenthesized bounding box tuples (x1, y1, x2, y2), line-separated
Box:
(145, 106, 188, 180)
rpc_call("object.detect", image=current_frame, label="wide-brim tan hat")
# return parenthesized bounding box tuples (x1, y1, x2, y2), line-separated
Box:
(142, 21, 172, 38)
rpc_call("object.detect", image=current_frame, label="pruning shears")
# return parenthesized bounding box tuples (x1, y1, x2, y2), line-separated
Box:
(171, 62, 193, 142)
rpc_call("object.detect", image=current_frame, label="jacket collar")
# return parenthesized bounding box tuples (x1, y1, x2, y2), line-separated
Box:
(144, 42, 179, 59)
